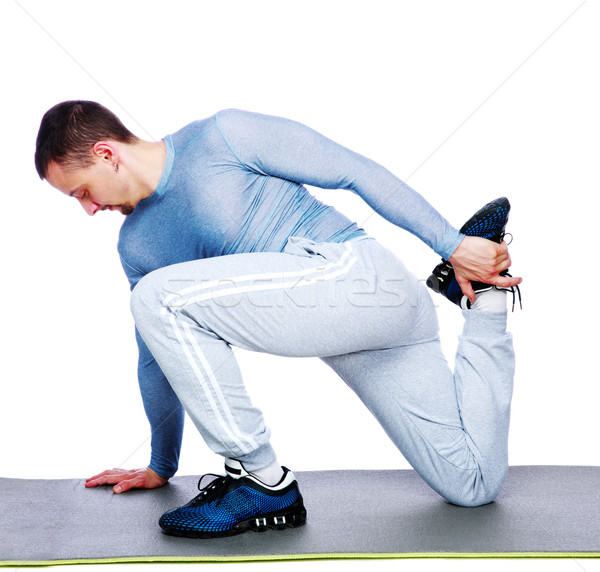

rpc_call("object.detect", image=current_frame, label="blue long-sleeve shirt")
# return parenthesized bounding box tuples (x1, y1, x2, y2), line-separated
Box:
(118, 109, 464, 478)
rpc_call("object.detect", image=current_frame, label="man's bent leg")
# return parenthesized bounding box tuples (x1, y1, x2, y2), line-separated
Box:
(131, 268, 278, 473)
(322, 293, 514, 507)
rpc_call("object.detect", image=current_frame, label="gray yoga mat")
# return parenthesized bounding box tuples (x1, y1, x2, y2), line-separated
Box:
(1, 466, 600, 565)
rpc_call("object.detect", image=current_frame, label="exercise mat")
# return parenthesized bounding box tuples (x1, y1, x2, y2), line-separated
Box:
(2, 466, 600, 565)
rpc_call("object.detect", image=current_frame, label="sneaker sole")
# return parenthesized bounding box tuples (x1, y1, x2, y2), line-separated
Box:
(159, 505, 307, 539)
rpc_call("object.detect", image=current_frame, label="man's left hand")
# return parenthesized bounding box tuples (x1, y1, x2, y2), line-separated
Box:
(85, 467, 168, 493)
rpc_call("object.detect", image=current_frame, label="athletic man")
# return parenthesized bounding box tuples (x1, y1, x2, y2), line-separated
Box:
(35, 101, 521, 538)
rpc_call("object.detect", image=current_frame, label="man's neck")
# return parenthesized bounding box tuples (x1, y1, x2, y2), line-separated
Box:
(124, 139, 167, 205)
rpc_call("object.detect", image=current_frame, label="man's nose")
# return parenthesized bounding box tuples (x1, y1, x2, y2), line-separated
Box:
(78, 197, 100, 216)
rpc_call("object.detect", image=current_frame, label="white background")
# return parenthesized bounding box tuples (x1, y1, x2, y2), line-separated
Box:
(0, 1, 598, 571)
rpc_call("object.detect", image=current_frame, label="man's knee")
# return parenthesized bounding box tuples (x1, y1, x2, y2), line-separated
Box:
(448, 488, 499, 508)
(130, 272, 163, 323)
(445, 466, 507, 507)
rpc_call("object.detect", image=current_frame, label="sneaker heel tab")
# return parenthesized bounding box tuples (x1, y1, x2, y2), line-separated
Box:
(281, 466, 294, 478)
(224, 458, 247, 478)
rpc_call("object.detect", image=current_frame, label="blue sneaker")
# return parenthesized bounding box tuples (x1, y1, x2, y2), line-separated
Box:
(426, 197, 521, 309)
(158, 460, 307, 538)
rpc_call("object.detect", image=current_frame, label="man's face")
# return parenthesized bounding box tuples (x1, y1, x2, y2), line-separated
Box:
(46, 158, 136, 216)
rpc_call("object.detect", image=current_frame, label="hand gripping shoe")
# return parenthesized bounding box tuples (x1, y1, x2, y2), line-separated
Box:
(158, 459, 307, 538)
(426, 197, 521, 310)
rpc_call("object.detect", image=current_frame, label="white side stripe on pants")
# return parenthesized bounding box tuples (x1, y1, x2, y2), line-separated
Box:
(161, 243, 357, 312)
(168, 314, 258, 454)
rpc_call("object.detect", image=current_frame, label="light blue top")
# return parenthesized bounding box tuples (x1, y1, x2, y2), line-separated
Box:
(118, 109, 464, 478)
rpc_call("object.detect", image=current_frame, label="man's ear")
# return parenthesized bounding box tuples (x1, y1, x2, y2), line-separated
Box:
(92, 141, 119, 166)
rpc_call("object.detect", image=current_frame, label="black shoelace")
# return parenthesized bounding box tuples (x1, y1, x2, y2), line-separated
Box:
(501, 273, 523, 312)
(190, 473, 232, 506)
(499, 232, 522, 311)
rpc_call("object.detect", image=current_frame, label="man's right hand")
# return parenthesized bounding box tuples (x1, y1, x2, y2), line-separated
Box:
(448, 236, 523, 304)
(85, 467, 168, 493)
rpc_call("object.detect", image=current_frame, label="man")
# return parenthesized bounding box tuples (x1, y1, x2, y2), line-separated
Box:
(36, 101, 521, 538)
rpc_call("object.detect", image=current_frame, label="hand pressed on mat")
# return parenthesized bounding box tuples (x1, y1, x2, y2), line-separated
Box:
(85, 467, 168, 494)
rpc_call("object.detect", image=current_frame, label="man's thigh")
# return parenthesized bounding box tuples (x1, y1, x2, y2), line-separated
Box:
(141, 237, 431, 357)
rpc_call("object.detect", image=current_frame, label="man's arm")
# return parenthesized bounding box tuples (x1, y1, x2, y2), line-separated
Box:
(216, 109, 521, 295)
(86, 251, 186, 493)
(216, 109, 462, 259)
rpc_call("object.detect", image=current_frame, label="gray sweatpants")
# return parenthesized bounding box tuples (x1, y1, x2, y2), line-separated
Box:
(131, 236, 514, 507)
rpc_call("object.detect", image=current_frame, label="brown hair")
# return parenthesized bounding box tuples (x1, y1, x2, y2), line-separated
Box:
(35, 100, 138, 179)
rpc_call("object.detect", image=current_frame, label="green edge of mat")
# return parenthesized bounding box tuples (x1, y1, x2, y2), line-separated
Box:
(3, 552, 600, 566)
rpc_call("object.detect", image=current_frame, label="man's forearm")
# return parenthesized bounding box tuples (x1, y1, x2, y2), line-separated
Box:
(136, 329, 184, 478)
